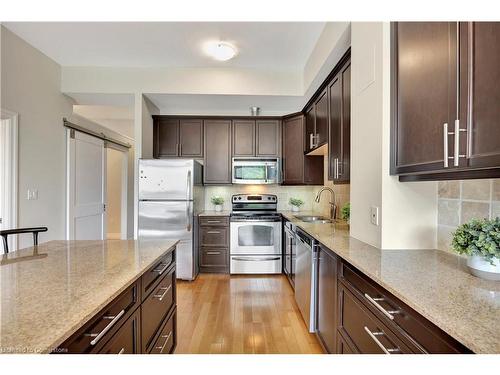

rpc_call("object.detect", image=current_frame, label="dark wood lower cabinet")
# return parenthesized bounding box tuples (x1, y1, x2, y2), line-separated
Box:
(55, 248, 177, 354)
(335, 258, 471, 354)
(199, 215, 230, 273)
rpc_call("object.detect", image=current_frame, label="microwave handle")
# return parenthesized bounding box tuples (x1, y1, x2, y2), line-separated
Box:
(265, 164, 268, 183)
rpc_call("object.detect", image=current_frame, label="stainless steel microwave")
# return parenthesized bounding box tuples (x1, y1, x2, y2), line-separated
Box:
(232, 158, 281, 184)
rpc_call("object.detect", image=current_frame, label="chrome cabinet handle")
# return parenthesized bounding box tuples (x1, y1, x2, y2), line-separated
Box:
(364, 293, 400, 320)
(453, 119, 466, 167)
(118, 348, 125, 354)
(86, 309, 125, 346)
(179, 143, 182, 155)
(309, 133, 315, 149)
(206, 230, 221, 234)
(154, 284, 172, 301)
(156, 331, 173, 353)
(443, 123, 449, 168)
(207, 220, 221, 224)
(206, 251, 221, 255)
(153, 262, 169, 275)
(232, 256, 280, 262)
(364, 326, 401, 354)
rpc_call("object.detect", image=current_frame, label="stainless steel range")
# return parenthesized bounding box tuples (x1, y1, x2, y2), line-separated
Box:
(230, 194, 282, 274)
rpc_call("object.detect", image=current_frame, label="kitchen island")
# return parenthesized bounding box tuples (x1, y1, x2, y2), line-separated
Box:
(0, 239, 178, 354)
(281, 211, 500, 354)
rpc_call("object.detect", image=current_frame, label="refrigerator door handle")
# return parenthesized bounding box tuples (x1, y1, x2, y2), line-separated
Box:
(187, 170, 191, 201)
(186, 202, 192, 232)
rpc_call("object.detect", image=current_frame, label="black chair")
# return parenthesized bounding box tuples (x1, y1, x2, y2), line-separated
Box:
(0, 227, 48, 254)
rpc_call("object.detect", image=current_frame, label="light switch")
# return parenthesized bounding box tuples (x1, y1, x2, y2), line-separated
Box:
(371, 206, 379, 226)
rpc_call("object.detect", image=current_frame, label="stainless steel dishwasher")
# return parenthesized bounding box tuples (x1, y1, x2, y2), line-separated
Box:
(294, 228, 319, 333)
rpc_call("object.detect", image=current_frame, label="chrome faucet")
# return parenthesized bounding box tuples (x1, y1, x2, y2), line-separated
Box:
(314, 187, 337, 220)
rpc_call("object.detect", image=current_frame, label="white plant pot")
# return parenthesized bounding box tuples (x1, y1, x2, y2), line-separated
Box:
(466, 255, 500, 281)
(291, 205, 300, 212)
(214, 204, 223, 212)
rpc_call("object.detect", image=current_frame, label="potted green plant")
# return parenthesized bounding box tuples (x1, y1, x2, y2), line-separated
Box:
(289, 197, 304, 212)
(341, 202, 350, 224)
(211, 196, 224, 212)
(451, 217, 500, 281)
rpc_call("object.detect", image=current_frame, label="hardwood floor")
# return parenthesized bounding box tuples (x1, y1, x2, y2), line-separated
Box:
(175, 273, 323, 354)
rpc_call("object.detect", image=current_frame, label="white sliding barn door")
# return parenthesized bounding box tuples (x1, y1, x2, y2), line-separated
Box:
(67, 130, 106, 240)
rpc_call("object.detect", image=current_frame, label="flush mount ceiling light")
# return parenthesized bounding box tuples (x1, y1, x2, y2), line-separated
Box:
(203, 41, 237, 61)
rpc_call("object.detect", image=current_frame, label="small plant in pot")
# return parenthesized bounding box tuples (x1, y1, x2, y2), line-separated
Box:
(289, 198, 304, 212)
(451, 217, 500, 281)
(341, 202, 350, 224)
(211, 196, 224, 212)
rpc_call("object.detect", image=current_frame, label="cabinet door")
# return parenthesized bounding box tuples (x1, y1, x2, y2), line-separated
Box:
(328, 73, 342, 181)
(98, 309, 141, 354)
(461, 22, 500, 169)
(391, 22, 458, 174)
(155, 118, 179, 157)
(282, 115, 305, 184)
(179, 119, 203, 157)
(317, 247, 338, 354)
(232, 120, 256, 156)
(204, 120, 232, 184)
(305, 105, 315, 154)
(340, 61, 351, 182)
(314, 89, 328, 147)
(256, 120, 280, 157)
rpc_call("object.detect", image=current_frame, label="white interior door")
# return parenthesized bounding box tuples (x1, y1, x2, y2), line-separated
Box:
(67, 130, 106, 240)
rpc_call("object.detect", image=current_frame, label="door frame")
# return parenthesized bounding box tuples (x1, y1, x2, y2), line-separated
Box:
(105, 142, 129, 240)
(0, 109, 19, 252)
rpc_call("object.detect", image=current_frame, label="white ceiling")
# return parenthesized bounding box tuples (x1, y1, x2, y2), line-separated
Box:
(3, 22, 325, 69)
(145, 93, 304, 116)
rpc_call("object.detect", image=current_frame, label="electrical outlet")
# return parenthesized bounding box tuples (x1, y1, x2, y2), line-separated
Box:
(26, 189, 39, 200)
(370, 206, 379, 226)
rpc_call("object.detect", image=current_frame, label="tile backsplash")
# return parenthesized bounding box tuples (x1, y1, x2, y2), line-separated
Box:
(204, 153, 350, 217)
(437, 179, 500, 253)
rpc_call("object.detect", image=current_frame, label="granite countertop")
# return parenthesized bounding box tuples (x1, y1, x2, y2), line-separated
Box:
(199, 210, 231, 216)
(0, 239, 178, 354)
(281, 211, 500, 354)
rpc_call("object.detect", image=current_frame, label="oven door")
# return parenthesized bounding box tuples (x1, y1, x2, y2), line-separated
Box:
(230, 221, 281, 255)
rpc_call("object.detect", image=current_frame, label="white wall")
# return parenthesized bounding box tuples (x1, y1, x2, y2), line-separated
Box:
(303, 22, 351, 101)
(62, 66, 303, 97)
(350, 22, 437, 249)
(1, 26, 74, 248)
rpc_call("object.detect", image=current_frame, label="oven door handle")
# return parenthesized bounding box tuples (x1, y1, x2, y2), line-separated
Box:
(232, 256, 281, 262)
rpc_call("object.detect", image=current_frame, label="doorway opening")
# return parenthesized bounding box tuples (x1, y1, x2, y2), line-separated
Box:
(106, 145, 128, 240)
(0, 109, 18, 253)
(66, 126, 129, 240)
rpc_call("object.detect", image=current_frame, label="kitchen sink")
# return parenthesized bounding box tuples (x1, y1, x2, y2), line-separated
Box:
(294, 215, 332, 224)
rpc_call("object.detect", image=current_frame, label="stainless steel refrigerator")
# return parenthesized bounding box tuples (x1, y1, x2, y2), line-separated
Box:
(138, 159, 204, 280)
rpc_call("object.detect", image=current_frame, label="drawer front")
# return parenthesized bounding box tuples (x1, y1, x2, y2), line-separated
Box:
(200, 247, 228, 267)
(98, 309, 140, 354)
(339, 260, 469, 353)
(149, 308, 177, 354)
(141, 251, 175, 300)
(338, 285, 411, 354)
(61, 281, 140, 353)
(200, 227, 229, 247)
(230, 255, 282, 274)
(141, 266, 175, 352)
(199, 216, 229, 227)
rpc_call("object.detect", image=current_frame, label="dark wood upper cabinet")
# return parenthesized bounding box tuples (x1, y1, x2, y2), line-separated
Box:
(305, 105, 315, 154)
(204, 120, 232, 184)
(316, 246, 338, 354)
(232, 120, 255, 157)
(155, 118, 179, 157)
(154, 117, 203, 158)
(256, 120, 280, 157)
(282, 114, 323, 185)
(179, 119, 203, 157)
(391, 22, 500, 180)
(391, 22, 458, 175)
(314, 90, 328, 148)
(460, 22, 500, 170)
(328, 59, 351, 183)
